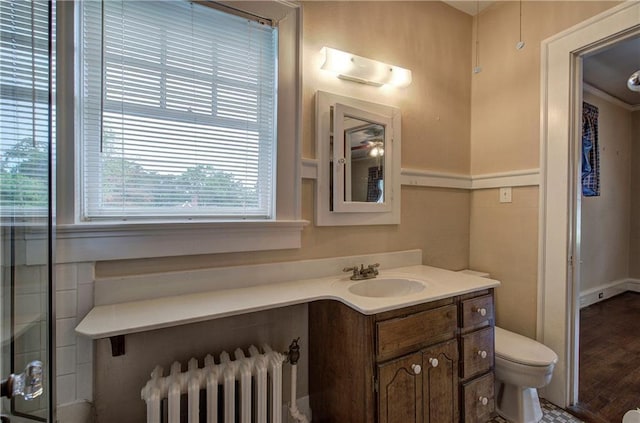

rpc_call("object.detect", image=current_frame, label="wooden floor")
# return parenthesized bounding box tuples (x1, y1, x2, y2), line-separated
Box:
(571, 291, 640, 423)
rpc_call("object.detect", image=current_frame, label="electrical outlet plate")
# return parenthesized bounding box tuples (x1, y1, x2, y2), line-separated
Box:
(499, 187, 512, 203)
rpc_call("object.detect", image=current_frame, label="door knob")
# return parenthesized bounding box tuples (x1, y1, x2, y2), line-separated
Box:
(477, 350, 487, 359)
(478, 396, 488, 406)
(411, 364, 422, 375)
(1, 361, 43, 400)
(428, 358, 439, 368)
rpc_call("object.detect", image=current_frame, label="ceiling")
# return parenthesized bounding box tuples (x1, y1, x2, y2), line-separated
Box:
(442, 0, 493, 16)
(583, 36, 640, 108)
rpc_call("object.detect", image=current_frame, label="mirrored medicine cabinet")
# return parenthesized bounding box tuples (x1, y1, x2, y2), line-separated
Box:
(315, 91, 401, 226)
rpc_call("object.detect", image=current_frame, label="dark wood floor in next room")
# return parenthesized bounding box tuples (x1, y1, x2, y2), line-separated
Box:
(568, 291, 640, 423)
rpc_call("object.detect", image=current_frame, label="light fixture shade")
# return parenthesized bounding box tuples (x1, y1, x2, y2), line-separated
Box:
(628, 70, 640, 92)
(321, 47, 412, 88)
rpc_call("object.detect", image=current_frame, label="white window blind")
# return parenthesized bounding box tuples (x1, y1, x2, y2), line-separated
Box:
(81, 0, 277, 221)
(0, 0, 51, 217)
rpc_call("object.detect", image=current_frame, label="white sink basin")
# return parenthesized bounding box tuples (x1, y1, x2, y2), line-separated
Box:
(348, 278, 426, 298)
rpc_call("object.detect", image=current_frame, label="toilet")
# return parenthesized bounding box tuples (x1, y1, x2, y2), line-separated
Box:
(457, 270, 558, 423)
(494, 326, 558, 423)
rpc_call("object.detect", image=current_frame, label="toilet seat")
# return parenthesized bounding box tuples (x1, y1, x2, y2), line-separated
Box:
(495, 327, 558, 367)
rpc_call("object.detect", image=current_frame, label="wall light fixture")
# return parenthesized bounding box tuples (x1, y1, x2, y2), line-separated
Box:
(320, 47, 412, 88)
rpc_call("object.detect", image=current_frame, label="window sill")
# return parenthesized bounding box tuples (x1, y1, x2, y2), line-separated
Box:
(54, 220, 308, 263)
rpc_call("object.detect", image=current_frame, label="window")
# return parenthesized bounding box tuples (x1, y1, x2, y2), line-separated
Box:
(0, 0, 52, 218)
(80, 1, 277, 221)
(52, 0, 302, 261)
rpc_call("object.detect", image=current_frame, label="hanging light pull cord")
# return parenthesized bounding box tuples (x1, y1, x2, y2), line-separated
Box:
(473, 0, 482, 73)
(516, 0, 525, 50)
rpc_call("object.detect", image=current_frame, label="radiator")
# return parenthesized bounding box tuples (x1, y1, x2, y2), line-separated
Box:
(141, 345, 286, 423)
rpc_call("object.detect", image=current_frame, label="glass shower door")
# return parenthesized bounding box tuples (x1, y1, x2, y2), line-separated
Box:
(0, 0, 54, 421)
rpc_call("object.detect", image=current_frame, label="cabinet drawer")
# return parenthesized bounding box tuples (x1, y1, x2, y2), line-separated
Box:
(377, 304, 457, 361)
(461, 295, 494, 330)
(460, 326, 494, 379)
(462, 372, 494, 423)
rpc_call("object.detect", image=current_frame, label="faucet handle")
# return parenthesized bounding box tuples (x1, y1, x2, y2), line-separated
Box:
(343, 266, 358, 274)
(367, 263, 380, 275)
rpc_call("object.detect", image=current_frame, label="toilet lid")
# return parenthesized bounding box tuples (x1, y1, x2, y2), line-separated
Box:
(495, 327, 558, 366)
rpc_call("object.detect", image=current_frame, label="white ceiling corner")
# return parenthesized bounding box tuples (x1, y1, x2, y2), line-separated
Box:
(442, 1, 494, 16)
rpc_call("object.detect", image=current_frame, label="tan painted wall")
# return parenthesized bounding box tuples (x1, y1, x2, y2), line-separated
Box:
(580, 91, 632, 293)
(91, 2, 628, 419)
(630, 112, 640, 278)
(469, 1, 619, 338)
(469, 186, 539, 336)
(93, 3, 473, 421)
(96, 0, 473, 278)
(470, 0, 620, 174)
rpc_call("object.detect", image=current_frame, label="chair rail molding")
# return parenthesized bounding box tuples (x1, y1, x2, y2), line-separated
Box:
(302, 158, 540, 190)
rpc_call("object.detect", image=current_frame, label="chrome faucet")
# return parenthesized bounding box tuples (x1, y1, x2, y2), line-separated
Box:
(343, 263, 380, 280)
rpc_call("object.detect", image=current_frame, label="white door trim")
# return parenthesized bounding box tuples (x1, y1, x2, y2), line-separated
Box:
(540, 1, 640, 407)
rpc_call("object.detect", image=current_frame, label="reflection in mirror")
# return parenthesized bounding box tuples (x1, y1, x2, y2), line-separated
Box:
(332, 103, 391, 213)
(315, 91, 401, 226)
(341, 117, 385, 203)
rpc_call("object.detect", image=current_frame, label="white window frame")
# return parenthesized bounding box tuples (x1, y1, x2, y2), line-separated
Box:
(54, 1, 305, 263)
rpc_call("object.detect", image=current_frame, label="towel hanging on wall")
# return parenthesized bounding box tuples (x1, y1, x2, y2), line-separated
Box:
(582, 102, 600, 197)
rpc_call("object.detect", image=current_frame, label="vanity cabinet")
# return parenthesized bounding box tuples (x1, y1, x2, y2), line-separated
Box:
(377, 340, 458, 423)
(309, 290, 495, 423)
(459, 292, 495, 423)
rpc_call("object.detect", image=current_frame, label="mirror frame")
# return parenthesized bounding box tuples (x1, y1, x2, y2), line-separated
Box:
(315, 91, 401, 226)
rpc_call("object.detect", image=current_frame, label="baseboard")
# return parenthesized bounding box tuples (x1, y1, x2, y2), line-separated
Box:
(580, 279, 632, 308)
(626, 278, 640, 293)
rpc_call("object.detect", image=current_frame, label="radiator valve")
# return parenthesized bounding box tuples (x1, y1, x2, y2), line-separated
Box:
(287, 338, 301, 365)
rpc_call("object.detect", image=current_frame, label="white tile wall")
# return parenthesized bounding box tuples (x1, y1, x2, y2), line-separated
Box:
(76, 334, 93, 365)
(56, 263, 78, 291)
(56, 317, 77, 347)
(56, 373, 77, 405)
(54, 262, 95, 407)
(57, 345, 77, 376)
(56, 290, 77, 319)
(76, 362, 94, 401)
(11, 262, 49, 418)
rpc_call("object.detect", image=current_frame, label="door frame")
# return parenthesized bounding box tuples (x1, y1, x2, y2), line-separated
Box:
(539, 1, 640, 408)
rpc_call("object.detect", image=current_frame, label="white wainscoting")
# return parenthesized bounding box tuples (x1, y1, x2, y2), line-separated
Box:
(580, 278, 640, 308)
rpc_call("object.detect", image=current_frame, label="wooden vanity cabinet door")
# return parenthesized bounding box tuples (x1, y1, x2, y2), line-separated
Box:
(378, 352, 423, 423)
(422, 340, 459, 423)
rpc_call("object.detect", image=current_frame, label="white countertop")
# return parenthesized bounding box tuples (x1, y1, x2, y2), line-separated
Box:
(75, 264, 499, 339)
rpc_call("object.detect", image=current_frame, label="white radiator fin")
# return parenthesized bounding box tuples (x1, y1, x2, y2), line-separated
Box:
(141, 345, 286, 423)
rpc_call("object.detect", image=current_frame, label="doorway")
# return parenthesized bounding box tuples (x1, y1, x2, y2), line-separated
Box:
(540, 0, 640, 411)
(568, 38, 640, 421)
